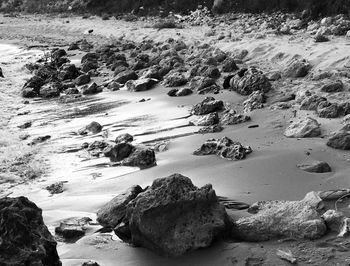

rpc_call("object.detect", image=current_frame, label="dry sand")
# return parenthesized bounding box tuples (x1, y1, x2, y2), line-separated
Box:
(1, 13, 350, 265)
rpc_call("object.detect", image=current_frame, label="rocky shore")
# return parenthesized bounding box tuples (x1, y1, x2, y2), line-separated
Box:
(1, 9, 350, 266)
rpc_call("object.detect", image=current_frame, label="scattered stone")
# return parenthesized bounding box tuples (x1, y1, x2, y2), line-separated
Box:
(284, 117, 321, 138)
(193, 137, 252, 161)
(58, 64, 80, 80)
(46, 181, 66, 194)
(97, 185, 143, 228)
(192, 97, 224, 115)
(232, 192, 327, 241)
(55, 217, 91, 240)
(297, 161, 331, 173)
(111, 173, 231, 256)
(176, 87, 193, 96)
(276, 250, 297, 264)
(0, 66, 4, 78)
(0, 197, 61, 266)
(78, 121, 103, 135)
(317, 102, 342, 118)
(81, 82, 103, 95)
(126, 78, 158, 92)
(227, 67, 271, 95)
(107, 81, 122, 91)
(327, 131, 350, 150)
(204, 66, 221, 79)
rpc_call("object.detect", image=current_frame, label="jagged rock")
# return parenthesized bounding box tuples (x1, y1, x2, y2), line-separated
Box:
(232, 192, 327, 241)
(300, 95, 327, 111)
(222, 57, 239, 72)
(125, 78, 158, 92)
(191, 112, 219, 126)
(55, 217, 91, 240)
(163, 72, 188, 87)
(104, 143, 134, 162)
(115, 133, 133, 144)
(75, 74, 91, 86)
(113, 174, 231, 256)
(193, 137, 252, 161)
(198, 125, 224, 134)
(39, 83, 61, 98)
(220, 109, 251, 125)
(81, 82, 103, 95)
(327, 131, 350, 150)
(297, 161, 331, 173)
(22, 76, 45, 97)
(320, 81, 344, 93)
(284, 59, 312, 78)
(284, 117, 321, 138)
(0, 197, 61, 266)
(81, 53, 99, 64)
(192, 97, 224, 115)
(78, 121, 102, 135)
(243, 91, 266, 113)
(115, 70, 138, 84)
(227, 67, 271, 96)
(46, 181, 65, 194)
(119, 147, 156, 169)
(317, 102, 342, 118)
(58, 64, 80, 80)
(321, 210, 350, 237)
(97, 185, 143, 228)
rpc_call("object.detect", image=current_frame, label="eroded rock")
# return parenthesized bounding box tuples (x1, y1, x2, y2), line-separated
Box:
(284, 117, 321, 138)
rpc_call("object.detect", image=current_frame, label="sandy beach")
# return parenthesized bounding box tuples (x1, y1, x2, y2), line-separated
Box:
(1, 12, 350, 265)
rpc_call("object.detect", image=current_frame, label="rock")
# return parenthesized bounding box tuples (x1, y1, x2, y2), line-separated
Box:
(198, 125, 224, 134)
(68, 42, 79, 50)
(276, 250, 297, 264)
(97, 185, 143, 228)
(192, 97, 224, 115)
(119, 147, 156, 169)
(115, 133, 133, 144)
(284, 117, 321, 138)
(227, 67, 271, 96)
(81, 82, 103, 95)
(300, 95, 327, 111)
(268, 72, 282, 81)
(204, 66, 221, 79)
(243, 91, 266, 113)
(55, 217, 91, 240)
(82, 61, 98, 73)
(22, 76, 45, 97)
(340, 123, 350, 132)
(317, 102, 342, 118)
(29, 135, 51, 145)
(193, 137, 252, 161)
(46, 181, 65, 194)
(191, 112, 219, 126)
(113, 173, 231, 256)
(0, 197, 61, 266)
(163, 72, 188, 87)
(107, 81, 122, 91)
(232, 192, 327, 241)
(65, 87, 80, 95)
(75, 74, 91, 86)
(126, 78, 158, 92)
(176, 87, 193, 96)
(142, 65, 171, 80)
(0, 66, 4, 78)
(18, 121, 32, 129)
(115, 70, 138, 84)
(39, 83, 61, 98)
(78, 121, 102, 135)
(82, 261, 100, 266)
(320, 81, 344, 93)
(220, 109, 251, 125)
(284, 59, 312, 78)
(321, 210, 349, 236)
(297, 161, 331, 173)
(222, 57, 239, 72)
(81, 53, 99, 64)
(314, 34, 330, 42)
(342, 114, 350, 124)
(327, 131, 350, 150)
(58, 64, 80, 80)
(103, 143, 134, 162)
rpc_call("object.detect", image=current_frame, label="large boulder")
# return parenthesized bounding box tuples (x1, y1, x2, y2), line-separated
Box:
(232, 192, 327, 241)
(0, 197, 61, 266)
(111, 174, 231, 256)
(226, 67, 271, 96)
(193, 137, 252, 161)
(316, 102, 342, 118)
(192, 97, 224, 115)
(327, 131, 350, 150)
(97, 185, 143, 228)
(103, 143, 134, 162)
(284, 117, 321, 138)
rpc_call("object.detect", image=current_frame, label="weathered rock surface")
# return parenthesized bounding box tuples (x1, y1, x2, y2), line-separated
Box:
(320, 81, 344, 93)
(284, 117, 321, 138)
(284, 58, 312, 78)
(119, 147, 156, 169)
(97, 185, 143, 228)
(227, 67, 271, 96)
(327, 131, 350, 150)
(103, 143, 134, 162)
(243, 91, 266, 113)
(300, 95, 327, 111)
(55, 217, 91, 240)
(78, 121, 103, 135)
(115, 70, 138, 84)
(75, 74, 91, 86)
(321, 210, 350, 237)
(232, 192, 327, 241)
(191, 112, 219, 126)
(109, 174, 231, 256)
(126, 78, 158, 92)
(0, 197, 61, 266)
(220, 109, 251, 125)
(192, 97, 224, 115)
(81, 82, 103, 95)
(115, 133, 134, 144)
(163, 72, 188, 87)
(39, 82, 61, 98)
(194, 137, 252, 161)
(297, 161, 332, 173)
